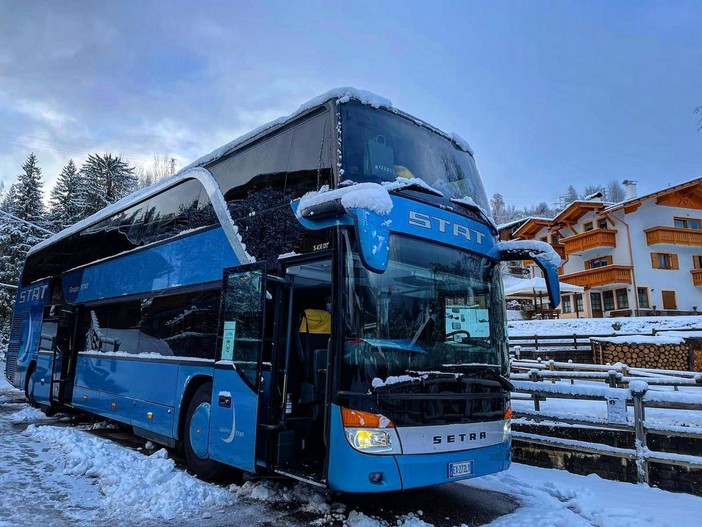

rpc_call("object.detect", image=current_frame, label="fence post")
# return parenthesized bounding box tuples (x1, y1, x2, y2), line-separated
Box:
(549, 359, 556, 384)
(534, 335, 539, 351)
(631, 383, 649, 485)
(573, 334, 578, 350)
(608, 370, 618, 388)
(530, 370, 541, 411)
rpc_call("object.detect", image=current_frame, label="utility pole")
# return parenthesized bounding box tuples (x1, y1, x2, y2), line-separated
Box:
(0, 210, 54, 236)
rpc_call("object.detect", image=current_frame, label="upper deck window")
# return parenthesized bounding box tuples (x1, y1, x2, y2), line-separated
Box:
(340, 102, 489, 211)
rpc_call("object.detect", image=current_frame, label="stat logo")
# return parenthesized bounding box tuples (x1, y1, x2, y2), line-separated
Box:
(17, 284, 49, 304)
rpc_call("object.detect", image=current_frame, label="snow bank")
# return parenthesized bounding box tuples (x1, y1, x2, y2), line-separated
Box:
(4, 407, 47, 423)
(509, 315, 702, 337)
(24, 425, 233, 521)
(466, 463, 702, 527)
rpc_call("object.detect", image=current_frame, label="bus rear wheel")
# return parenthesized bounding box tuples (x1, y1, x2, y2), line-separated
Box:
(183, 382, 224, 481)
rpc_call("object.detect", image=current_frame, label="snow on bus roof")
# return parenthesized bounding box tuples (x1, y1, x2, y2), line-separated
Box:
(183, 86, 474, 171)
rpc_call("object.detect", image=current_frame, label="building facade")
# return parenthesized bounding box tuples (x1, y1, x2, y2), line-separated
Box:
(504, 178, 702, 318)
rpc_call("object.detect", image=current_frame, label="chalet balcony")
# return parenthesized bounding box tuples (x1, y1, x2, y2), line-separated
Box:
(552, 243, 566, 260)
(644, 226, 702, 247)
(692, 269, 702, 287)
(560, 265, 633, 289)
(561, 229, 617, 255)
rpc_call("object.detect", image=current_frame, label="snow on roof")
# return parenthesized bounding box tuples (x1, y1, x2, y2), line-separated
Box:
(183, 87, 475, 172)
(604, 175, 702, 212)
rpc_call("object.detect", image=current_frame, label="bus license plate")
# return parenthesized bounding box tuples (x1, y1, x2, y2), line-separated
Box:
(448, 461, 474, 478)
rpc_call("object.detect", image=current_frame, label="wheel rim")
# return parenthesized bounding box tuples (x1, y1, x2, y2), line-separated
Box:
(189, 402, 211, 460)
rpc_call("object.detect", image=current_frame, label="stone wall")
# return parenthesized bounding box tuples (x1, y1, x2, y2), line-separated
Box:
(591, 337, 690, 370)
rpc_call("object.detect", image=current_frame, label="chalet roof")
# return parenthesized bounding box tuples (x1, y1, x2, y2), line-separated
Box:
(511, 217, 554, 239)
(604, 176, 702, 214)
(552, 200, 613, 225)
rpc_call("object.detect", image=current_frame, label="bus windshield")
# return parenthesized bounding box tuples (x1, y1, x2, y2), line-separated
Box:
(340, 102, 489, 210)
(341, 234, 508, 394)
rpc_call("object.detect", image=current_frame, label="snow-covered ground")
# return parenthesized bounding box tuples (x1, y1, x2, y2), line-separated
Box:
(509, 315, 702, 337)
(2, 362, 702, 526)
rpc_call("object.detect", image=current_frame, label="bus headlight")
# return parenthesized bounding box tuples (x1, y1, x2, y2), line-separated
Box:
(345, 428, 400, 453)
(341, 407, 402, 455)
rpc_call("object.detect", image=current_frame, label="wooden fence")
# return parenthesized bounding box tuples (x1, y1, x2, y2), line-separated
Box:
(510, 360, 702, 485)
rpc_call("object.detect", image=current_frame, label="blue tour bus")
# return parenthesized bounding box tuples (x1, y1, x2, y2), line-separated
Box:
(4, 89, 560, 492)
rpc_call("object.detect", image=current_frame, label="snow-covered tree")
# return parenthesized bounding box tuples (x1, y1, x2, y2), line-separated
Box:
(79, 154, 137, 217)
(605, 180, 626, 203)
(490, 193, 507, 225)
(48, 159, 83, 231)
(582, 184, 604, 199)
(0, 154, 48, 347)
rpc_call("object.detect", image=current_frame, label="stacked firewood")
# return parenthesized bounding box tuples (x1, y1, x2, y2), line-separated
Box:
(596, 342, 689, 370)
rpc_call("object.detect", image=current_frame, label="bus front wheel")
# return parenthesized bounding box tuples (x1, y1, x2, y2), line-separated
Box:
(183, 382, 224, 481)
(25, 363, 39, 408)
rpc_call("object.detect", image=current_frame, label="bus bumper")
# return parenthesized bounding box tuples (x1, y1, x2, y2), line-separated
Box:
(327, 405, 511, 493)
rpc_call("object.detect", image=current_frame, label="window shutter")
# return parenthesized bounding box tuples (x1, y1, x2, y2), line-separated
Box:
(671, 254, 679, 270)
(651, 253, 658, 269)
(606, 255, 613, 266)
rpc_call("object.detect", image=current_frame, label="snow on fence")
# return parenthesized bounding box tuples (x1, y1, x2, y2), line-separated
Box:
(508, 328, 702, 354)
(510, 367, 702, 485)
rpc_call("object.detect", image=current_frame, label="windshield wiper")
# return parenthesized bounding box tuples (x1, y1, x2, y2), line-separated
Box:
(383, 180, 443, 197)
(373, 372, 459, 392)
(445, 364, 514, 392)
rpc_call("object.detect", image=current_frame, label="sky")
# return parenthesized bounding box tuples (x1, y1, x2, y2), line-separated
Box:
(0, 0, 700, 210)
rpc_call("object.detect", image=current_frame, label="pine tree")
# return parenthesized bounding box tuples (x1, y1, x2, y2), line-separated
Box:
(79, 154, 137, 217)
(49, 159, 84, 231)
(0, 154, 48, 349)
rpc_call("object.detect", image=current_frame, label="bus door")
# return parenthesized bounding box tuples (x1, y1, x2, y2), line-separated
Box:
(209, 263, 275, 472)
(48, 306, 77, 405)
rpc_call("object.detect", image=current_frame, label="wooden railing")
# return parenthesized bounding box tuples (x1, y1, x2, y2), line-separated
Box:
(510, 361, 702, 484)
(560, 264, 632, 288)
(561, 229, 617, 255)
(645, 226, 702, 246)
(693, 268, 702, 287)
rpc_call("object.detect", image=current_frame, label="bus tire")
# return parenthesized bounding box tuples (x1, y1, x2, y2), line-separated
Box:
(183, 382, 224, 481)
(25, 363, 39, 408)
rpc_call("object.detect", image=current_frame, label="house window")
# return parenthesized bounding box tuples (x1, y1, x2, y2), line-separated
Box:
(583, 222, 594, 232)
(586, 256, 612, 269)
(616, 288, 629, 309)
(651, 252, 679, 270)
(590, 293, 602, 312)
(674, 218, 701, 230)
(662, 290, 677, 310)
(637, 287, 650, 309)
(603, 290, 615, 311)
(693, 256, 702, 269)
(576, 294, 584, 312)
(562, 296, 572, 313)
(598, 219, 608, 230)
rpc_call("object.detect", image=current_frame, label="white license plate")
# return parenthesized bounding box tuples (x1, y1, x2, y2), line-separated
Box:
(448, 461, 474, 478)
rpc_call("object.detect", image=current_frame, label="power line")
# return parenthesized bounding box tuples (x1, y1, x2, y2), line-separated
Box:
(0, 210, 54, 235)
(0, 282, 18, 290)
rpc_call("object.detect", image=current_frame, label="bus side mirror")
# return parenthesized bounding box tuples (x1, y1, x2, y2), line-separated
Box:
(291, 184, 392, 274)
(492, 241, 562, 308)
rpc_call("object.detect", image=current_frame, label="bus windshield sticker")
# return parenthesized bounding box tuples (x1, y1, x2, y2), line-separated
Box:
(222, 321, 236, 361)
